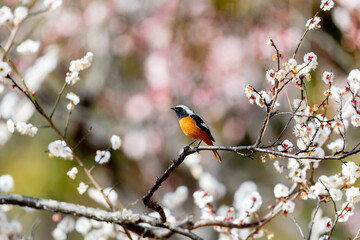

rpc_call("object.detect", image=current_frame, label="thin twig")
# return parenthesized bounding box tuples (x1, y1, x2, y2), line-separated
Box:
(50, 82, 67, 119)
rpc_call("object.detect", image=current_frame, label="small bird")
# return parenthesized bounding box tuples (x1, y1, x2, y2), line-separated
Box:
(171, 105, 222, 162)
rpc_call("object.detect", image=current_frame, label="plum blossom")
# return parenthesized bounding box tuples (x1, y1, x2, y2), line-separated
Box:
(0, 6, 13, 25)
(162, 185, 189, 209)
(319, 216, 332, 233)
(274, 184, 289, 198)
(351, 114, 360, 127)
(193, 190, 213, 208)
(75, 217, 92, 235)
(66, 167, 78, 180)
(110, 134, 122, 150)
(242, 191, 262, 213)
(0, 174, 14, 193)
(66, 92, 80, 110)
(95, 150, 111, 164)
(77, 182, 88, 195)
(13, 6, 28, 26)
(337, 202, 354, 222)
(282, 200, 295, 214)
(322, 71, 334, 84)
(347, 69, 360, 92)
(48, 140, 73, 160)
(304, 52, 318, 70)
(65, 52, 93, 85)
(16, 39, 40, 54)
(266, 69, 276, 85)
(320, 0, 334, 11)
(326, 138, 344, 153)
(44, 0, 63, 10)
(0, 61, 11, 79)
(15, 122, 38, 137)
(345, 187, 360, 203)
(306, 17, 321, 30)
(277, 139, 293, 152)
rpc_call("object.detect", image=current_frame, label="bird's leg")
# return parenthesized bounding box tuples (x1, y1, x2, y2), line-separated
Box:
(184, 140, 197, 150)
(194, 139, 203, 152)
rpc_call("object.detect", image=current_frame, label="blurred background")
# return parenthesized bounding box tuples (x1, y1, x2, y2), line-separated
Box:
(1, 0, 360, 239)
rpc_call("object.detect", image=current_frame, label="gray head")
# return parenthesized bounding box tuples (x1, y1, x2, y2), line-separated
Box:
(171, 105, 195, 119)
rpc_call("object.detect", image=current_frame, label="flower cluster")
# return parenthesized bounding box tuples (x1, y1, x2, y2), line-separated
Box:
(52, 215, 135, 240)
(0, 212, 22, 240)
(65, 52, 93, 85)
(244, 84, 278, 109)
(7, 120, 38, 137)
(162, 185, 189, 209)
(0, 5, 28, 27)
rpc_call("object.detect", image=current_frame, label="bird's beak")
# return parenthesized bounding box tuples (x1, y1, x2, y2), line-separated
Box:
(170, 107, 176, 111)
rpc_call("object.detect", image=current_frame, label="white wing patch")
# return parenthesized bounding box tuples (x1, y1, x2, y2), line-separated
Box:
(201, 122, 209, 130)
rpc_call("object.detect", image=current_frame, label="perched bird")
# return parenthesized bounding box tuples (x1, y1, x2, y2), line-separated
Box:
(171, 105, 222, 162)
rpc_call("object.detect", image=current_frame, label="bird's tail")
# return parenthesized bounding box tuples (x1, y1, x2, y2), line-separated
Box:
(212, 149, 222, 162)
(204, 138, 222, 162)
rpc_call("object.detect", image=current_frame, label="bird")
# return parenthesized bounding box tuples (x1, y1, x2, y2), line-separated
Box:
(171, 105, 222, 162)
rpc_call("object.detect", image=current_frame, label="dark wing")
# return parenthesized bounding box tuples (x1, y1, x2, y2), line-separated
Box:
(190, 114, 215, 142)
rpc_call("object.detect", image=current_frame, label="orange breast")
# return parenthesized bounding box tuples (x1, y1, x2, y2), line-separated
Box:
(179, 116, 209, 141)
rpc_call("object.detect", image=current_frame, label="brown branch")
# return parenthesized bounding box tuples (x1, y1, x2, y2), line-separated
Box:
(142, 146, 192, 222)
(0, 193, 202, 240)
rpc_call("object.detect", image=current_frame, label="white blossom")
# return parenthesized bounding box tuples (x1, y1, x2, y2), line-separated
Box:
(303, 52, 318, 70)
(0, 174, 14, 192)
(66, 92, 80, 110)
(15, 122, 38, 137)
(52, 227, 66, 240)
(0, 61, 11, 79)
(75, 217, 92, 235)
(0, 6, 13, 25)
(16, 39, 40, 54)
(274, 184, 289, 198)
(306, 17, 321, 30)
(162, 185, 189, 209)
(48, 140, 73, 160)
(242, 191, 262, 213)
(6, 119, 15, 133)
(44, 0, 63, 10)
(348, 69, 360, 92)
(327, 138, 344, 153)
(57, 216, 75, 233)
(277, 139, 293, 152)
(193, 190, 213, 208)
(320, 0, 334, 11)
(322, 71, 334, 84)
(351, 114, 360, 127)
(342, 161, 360, 181)
(77, 182, 88, 195)
(346, 187, 360, 203)
(65, 71, 80, 85)
(337, 202, 354, 222)
(110, 134, 122, 150)
(282, 200, 295, 213)
(13, 6, 28, 26)
(198, 172, 226, 199)
(66, 167, 78, 180)
(329, 188, 343, 202)
(95, 150, 111, 164)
